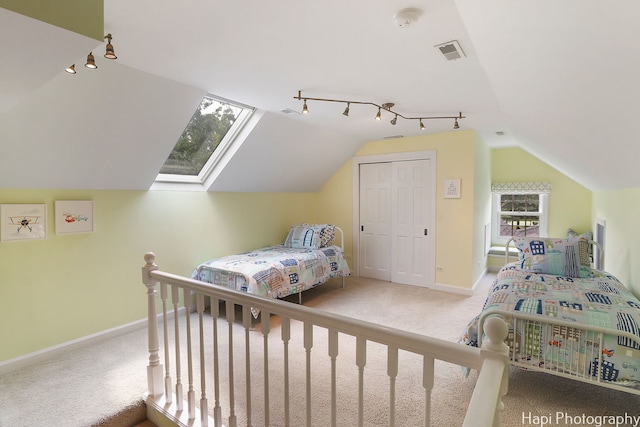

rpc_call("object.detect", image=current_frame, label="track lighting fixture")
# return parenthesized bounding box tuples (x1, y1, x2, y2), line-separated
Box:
(343, 103, 350, 117)
(66, 34, 118, 74)
(294, 90, 465, 130)
(104, 33, 117, 59)
(85, 52, 97, 69)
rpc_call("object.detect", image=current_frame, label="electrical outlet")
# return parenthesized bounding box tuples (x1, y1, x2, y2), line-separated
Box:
(436, 266, 443, 272)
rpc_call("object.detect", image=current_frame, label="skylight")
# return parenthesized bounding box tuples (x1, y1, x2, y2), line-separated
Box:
(156, 94, 254, 184)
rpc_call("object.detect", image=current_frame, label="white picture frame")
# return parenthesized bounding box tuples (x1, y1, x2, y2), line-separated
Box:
(1, 204, 48, 242)
(55, 200, 94, 234)
(444, 178, 461, 199)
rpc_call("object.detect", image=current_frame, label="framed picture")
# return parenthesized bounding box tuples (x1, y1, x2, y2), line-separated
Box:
(1, 204, 48, 242)
(444, 178, 461, 199)
(55, 200, 94, 234)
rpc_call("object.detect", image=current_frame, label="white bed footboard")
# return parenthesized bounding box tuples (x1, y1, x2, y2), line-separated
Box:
(478, 310, 640, 395)
(142, 252, 510, 427)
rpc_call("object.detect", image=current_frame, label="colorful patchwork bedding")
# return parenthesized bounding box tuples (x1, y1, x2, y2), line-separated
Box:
(192, 245, 350, 303)
(461, 263, 640, 390)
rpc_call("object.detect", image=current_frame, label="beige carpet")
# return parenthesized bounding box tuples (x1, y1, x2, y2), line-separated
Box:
(1, 274, 639, 426)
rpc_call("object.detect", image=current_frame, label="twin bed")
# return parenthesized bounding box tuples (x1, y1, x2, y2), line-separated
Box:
(191, 223, 350, 315)
(462, 235, 640, 394)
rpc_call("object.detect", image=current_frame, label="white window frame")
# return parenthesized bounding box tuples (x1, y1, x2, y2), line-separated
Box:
(491, 182, 550, 245)
(154, 95, 255, 186)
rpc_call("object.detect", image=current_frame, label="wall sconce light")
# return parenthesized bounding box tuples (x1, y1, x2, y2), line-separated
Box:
(294, 91, 465, 130)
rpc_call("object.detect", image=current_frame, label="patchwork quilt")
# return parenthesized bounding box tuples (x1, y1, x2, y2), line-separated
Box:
(461, 263, 640, 389)
(192, 245, 350, 307)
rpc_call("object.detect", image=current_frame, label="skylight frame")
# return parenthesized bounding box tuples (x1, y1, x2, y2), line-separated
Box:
(155, 94, 255, 186)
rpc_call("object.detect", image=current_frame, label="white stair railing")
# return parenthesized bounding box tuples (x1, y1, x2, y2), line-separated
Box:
(142, 252, 509, 427)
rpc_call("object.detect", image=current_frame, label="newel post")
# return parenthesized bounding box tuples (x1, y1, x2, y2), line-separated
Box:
(142, 252, 164, 397)
(482, 317, 510, 427)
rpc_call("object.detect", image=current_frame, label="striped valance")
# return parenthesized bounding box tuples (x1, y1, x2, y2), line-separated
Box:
(491, 181, 552, 194)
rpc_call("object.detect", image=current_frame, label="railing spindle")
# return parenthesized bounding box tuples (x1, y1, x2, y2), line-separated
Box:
(172, 284, 183, 411)
(304, 322, 313, 427)
(226, 302, 237, 427)
(184, 288, 196, 420)
(423, 356, 434, 427)
(356, 337, 366, 427)
(262, 311, 271, 426)
(197, 293, 208, 427)
(211, 297, 222, 426)
(388, 346, 398, 427)
(242, 304, 253, 427)
(328, 329, 338, 427)
(282, 316, 291, 427)
(160, 283, 172, 402)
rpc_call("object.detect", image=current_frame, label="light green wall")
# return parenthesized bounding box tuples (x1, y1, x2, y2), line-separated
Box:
(316, 129, 486, 289)
(472, 135, 492, 281)
(492, 147, 592, 236)
(592, 188, 640, 295)
(0, 189, 319, 361)
(0, 0, 104, 40)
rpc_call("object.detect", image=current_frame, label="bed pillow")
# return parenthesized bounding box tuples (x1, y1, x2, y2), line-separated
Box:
(319, 224, 336, 247)
(513, 236, 591, 278)
(284, 224, 326, 249)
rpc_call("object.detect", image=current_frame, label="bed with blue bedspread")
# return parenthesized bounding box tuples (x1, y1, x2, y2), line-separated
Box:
(192, 224, 350, 316)
(461, 236, 640, 394)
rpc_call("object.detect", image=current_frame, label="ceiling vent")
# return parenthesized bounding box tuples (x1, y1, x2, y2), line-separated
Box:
(435, 40, 466, 61)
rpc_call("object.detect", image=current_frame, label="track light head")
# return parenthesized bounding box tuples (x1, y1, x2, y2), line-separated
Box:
(375, 108, 381, 120)
(85, 52, 97, 69)
(454, 118, 459, 130)
(302, 100, 309, 114)
(420, 119, 425, 130)
(65, 64, 76, 74)
(343, 103, 350, 117)
(390, 115, 397, 125)
(104, 33, 117, 59)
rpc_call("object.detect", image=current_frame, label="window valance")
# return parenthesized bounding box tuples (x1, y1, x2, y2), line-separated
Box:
(491, 181, 552, 195)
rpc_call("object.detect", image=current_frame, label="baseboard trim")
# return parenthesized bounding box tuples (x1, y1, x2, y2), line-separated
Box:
(430, 282, 474, 296)
(0, 307, 187, 376)
(431, 269, 491, 296)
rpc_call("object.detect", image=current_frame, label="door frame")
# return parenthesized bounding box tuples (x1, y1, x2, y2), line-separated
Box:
(352, 150, 437, 285)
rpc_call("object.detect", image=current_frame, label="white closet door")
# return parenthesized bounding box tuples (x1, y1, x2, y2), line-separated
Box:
(359, 162, 392, 281)
(358, 159, 434, 287)
(391, 159, 432, 286)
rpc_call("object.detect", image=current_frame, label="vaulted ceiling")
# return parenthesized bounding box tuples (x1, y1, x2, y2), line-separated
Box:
(1, 1, 639, 192)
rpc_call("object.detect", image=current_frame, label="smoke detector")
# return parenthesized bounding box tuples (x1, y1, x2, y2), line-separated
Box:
(434, 40, 466, 60)
(394, 8, 422, 29)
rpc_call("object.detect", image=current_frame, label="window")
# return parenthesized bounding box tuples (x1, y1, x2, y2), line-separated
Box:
(156, 94, 254, 184)
(497, 193, 542, 238)
(491, 182, 550, 244)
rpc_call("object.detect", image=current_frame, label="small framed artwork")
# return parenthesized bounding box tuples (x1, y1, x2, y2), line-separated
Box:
(1, 204, 48, 242)
(55, 200, 94, 234)
(444, 178, 461, 199)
